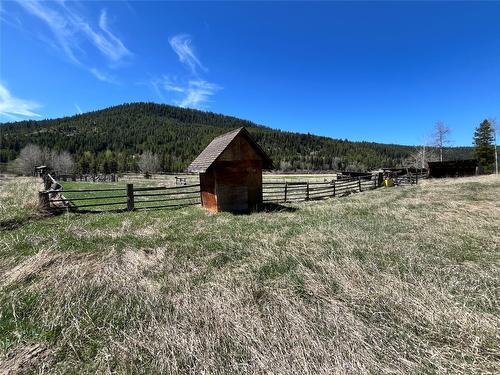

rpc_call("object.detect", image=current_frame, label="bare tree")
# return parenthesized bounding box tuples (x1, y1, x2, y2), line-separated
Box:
(17, 144, 43, 175)
(432, 122, 451, 162)
(403, 145, 439, 169)
(50, 150, 75, 175)
(138, 151, 160, 175)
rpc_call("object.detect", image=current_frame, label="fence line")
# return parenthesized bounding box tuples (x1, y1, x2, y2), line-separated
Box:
(38, 172, 425, 213)
(38, 174, 201, 212)
(55, 174, 118, 183)
(262, 176, 377, 203)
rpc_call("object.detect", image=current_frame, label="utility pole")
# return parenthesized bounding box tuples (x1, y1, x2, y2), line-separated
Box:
(495, 127, 498, 175)
(489, 118, 498, 175)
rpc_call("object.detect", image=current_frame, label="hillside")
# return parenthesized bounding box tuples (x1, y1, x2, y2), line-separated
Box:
(0, 102, 472, 172)
(0, 175, 498, 373)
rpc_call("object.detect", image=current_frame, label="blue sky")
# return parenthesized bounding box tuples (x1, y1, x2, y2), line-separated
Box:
(1, 1, 499, 146)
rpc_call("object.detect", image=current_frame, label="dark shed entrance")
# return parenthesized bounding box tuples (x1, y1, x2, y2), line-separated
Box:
(427, 159, 480, 178)
(187, 127, 273, 212)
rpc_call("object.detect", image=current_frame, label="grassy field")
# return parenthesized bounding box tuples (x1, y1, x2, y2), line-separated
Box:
(0, 175, 499, 373)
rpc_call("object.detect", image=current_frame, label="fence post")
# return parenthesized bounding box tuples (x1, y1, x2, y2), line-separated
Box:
(284, 182, 288, 203)
(306, 182, 310, 201)
(38, 191, 50, 211)
(332, 181, 336, 197)
(358, 177, 362, 192)
(43, 175, 50, 190)
(127, 184, 134, 211)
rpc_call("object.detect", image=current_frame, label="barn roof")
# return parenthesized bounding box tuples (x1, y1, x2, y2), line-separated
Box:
(187, 127, 273, 173)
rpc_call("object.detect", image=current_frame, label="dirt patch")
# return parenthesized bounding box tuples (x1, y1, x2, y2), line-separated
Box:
(0, 344, 50, 375)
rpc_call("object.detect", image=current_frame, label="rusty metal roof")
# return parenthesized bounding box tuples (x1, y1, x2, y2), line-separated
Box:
(187, 127, 273, 173)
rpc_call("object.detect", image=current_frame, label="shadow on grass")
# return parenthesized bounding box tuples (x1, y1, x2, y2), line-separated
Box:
(0, 217, 34, 231)
(229, 203, 299, 215)
(0, 210, 57, 231)
(257, 202, 298, 213)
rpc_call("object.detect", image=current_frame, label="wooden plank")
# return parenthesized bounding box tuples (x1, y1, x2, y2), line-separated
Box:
(61, 188, 126, 193)
(74, 201, 127, 209)
(50, 194, 126, 202)
(134, 184, 200, 192)
(133, 190, 200, 198)
(135, 196, 201, 204)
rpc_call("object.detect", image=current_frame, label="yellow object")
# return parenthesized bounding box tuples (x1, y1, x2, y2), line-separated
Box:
(384, 178, 394, 187)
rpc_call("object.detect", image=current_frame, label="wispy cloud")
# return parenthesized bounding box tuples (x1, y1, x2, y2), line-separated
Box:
(94, 9, 131, 62)
(152, 76, 221, 109)
(90, 68, 119, 84)
(148, 35, 221, 109)
(14, 1, 130, 80)
(168, 34, 206, 75)
(0, 83, 40, 120)
(74, 103, 83, 115)
(178, 80, 221, 108)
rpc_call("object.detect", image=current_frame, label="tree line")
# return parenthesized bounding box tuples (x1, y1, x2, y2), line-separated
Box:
(1, 102, 488, 175)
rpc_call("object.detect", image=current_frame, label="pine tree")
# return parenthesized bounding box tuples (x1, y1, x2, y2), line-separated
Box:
(473, 119, 495, 173)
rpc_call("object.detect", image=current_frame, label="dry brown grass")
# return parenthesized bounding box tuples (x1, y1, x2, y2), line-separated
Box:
(0, 175, 499, 374)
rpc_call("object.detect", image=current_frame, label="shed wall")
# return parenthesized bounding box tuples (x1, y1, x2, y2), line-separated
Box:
(200, 169, 217, 212)
(215, 160, 262, 212)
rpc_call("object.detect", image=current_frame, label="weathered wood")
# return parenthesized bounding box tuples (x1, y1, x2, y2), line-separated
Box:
(133, 190, 199, 198)
(134, 184, 200, 192)
(73, 201, 127, 209)
(134, 196, 201, 204)
(51, 194, 126, 202)
(127, 184, 134, 211)
(38, 192, 50, 211)
(61, 187, 126, 193)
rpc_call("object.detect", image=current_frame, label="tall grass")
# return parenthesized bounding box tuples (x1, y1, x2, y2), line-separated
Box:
(0, 175, 499, 373)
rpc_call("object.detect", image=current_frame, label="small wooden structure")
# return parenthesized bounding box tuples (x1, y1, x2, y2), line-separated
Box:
(427, 159, 480, 178)
(34, 165, 48, 177)
(187, 127, 273, 212)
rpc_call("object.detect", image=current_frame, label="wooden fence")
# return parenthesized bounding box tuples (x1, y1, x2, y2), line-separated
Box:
(262, 176, 377, 203)
(39, 174, 200, 212)
(39, 172, 425, 213)
(55, 174, 118, 183)
(394, 172, 426, 186)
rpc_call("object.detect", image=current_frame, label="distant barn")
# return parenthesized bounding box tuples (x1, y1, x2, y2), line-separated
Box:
(187, 127, 273, 212)
(427, 159, 480, 178)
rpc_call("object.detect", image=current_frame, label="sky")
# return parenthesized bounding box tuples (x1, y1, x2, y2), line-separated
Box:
(1, 1, 499, 146)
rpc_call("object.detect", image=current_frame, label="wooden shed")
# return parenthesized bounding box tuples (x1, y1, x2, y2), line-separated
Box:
(187, 127, 273, 212)
(427, 159, 480, 178)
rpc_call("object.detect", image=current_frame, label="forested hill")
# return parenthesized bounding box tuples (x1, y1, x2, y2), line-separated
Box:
(0, 102, 472, 172)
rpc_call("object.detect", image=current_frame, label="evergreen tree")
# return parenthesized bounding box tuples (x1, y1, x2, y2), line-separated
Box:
(473, 119, 495, 173)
